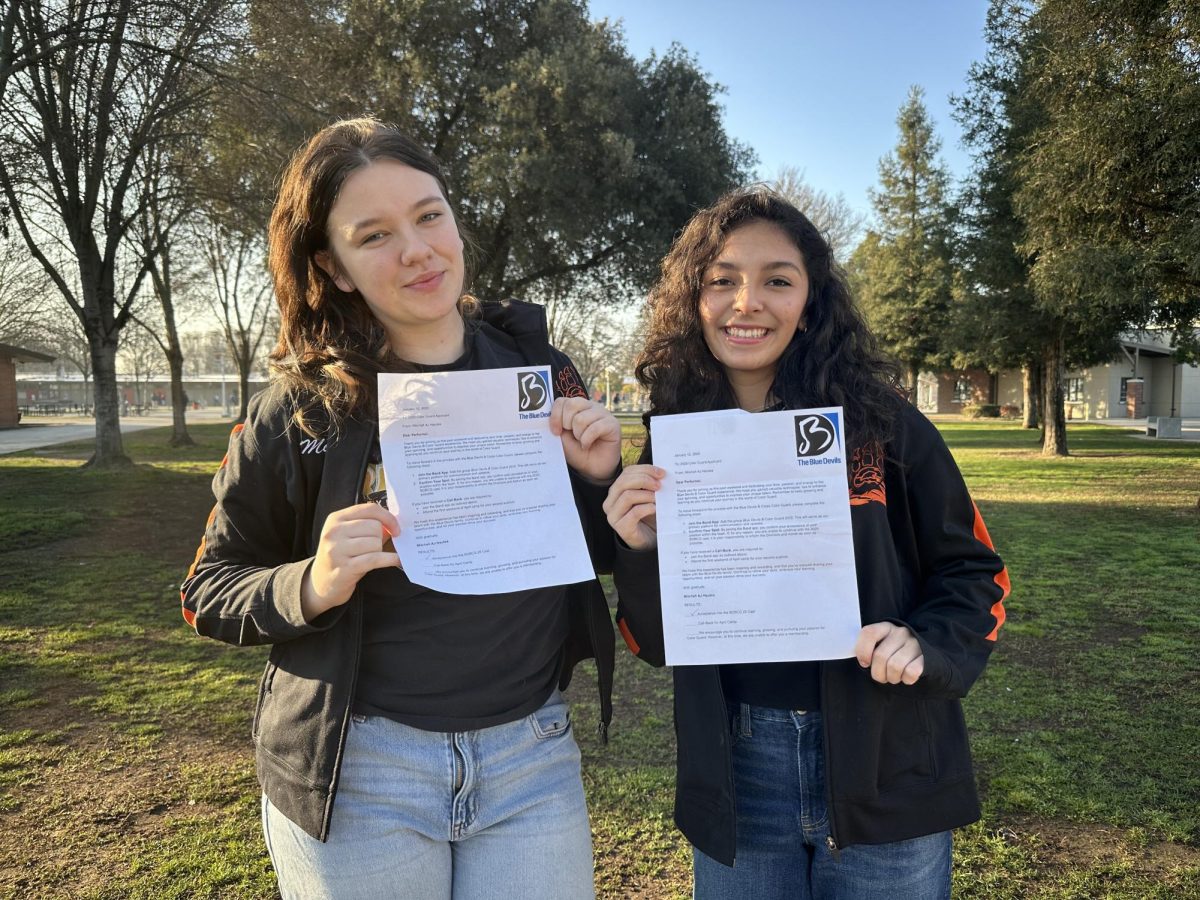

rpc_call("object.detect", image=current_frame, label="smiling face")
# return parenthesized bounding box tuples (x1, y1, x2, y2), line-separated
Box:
(698, 219, 810, 410)
(316, 159, 466, 364)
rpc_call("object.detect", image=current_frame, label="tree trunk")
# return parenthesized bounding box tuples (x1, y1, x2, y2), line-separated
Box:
(168, 349, 193, 447)
(160, 280, 193, 446)
(232, 341, 253, 423)
(906, 362, 920, 402)
(1035, 361, 1046, 428)
(1022, 364, 1040, 429)
(238, 369, 250, 422)
(1041, 336, 1068, 457)
(86, 332, 132, 468)
(163, 317, 194, 448)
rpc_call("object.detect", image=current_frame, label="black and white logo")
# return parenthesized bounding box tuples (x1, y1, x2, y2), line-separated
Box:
(517, 370, 550, 412)
(794, 413, 838, 457)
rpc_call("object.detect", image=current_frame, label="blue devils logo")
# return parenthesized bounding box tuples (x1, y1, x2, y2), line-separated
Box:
(794, 412, 839, 457)
(517, 370, 550, 412)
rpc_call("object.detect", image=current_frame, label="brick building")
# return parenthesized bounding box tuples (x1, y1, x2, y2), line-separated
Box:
(0, 343, 56, 428)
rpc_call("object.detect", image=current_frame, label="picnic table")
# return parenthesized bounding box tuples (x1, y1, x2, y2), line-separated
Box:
(19, 401, 89, 416)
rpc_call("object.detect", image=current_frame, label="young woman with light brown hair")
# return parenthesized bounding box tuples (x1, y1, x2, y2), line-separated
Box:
(183, 118, 619, 900)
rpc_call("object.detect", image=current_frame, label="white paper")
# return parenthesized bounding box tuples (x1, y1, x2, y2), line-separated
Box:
(653, 406, 862, 666)
(377, 366, 595, 594)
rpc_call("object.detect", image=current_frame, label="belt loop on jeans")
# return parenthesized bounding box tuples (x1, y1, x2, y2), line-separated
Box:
(738, 702, 753, 738)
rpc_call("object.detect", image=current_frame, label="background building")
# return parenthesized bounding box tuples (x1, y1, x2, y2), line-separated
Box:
(918, 331, 1197, 420)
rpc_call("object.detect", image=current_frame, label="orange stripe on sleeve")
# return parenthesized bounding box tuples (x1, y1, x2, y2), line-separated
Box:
(180, 504, 219, 628)
(182, 422, 245, 630)
(617, 617, 641, 656)
(219, 422, 245, 468)
(972, 502, 1009, 641)
(970, 501, 996, 549)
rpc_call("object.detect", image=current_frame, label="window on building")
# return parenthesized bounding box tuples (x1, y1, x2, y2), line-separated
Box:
(1119, 377, 1129, 402)
(953, 377, 972, 403)
(1065, 377, 1084, 402)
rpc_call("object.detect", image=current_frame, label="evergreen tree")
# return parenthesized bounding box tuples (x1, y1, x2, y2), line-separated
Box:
(1017, 0, 1200, 359)
(952, 0, 1129, 455)
(952, 0, 1054, 434)
(853, 86, 956, 395)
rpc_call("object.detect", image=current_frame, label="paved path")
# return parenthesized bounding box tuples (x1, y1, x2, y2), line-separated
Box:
(3, 411, 1196, 455)
(0, 408, 236, 455)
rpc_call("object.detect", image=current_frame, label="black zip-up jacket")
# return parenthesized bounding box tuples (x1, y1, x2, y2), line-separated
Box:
(613, 403, 1009, 866)
(181, 299, 616, 842)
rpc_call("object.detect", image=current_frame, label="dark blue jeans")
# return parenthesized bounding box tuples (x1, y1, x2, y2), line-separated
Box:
(692, 704, 951, 900)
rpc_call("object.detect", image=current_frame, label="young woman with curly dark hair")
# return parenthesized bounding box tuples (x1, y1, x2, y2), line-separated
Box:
(604, 188, 1009, 899)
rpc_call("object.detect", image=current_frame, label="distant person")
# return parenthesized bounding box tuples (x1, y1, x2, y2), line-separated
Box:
(181, 118, 620, 899)
(603, 188, 1009, 899)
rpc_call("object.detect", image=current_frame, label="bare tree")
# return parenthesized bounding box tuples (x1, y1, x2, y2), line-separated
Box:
(118, 322, 162, 414)
(0, 0, 109, 98)
(42, 311, 96, 409)
(0, 232, 49, 344)
(134, 136, 212, 446)
(0, 0, 233, 467)
(771, 166, 867, 263)
(553, 310, 625, 398)
(180, 329, 215, 378)
(0, 1, 16, 96)
(195, 215, 275, 421)
(540, 282, 640, 402)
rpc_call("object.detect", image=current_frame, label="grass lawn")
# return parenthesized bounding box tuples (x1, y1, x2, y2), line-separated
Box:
(0, 418, 1197, 898)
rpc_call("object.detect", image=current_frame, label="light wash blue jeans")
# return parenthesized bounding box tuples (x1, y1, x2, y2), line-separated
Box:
(693, 704, 951, 900)
(262, 691, 595, 900)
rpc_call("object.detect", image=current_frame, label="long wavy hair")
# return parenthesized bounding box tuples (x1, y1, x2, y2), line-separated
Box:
(637, 187, 903, 453)
(267, 117, 476, 435)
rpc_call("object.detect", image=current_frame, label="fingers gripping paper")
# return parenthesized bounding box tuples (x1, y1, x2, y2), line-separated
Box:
(378, 367, 595, 594)
(652, 407, 862, 666)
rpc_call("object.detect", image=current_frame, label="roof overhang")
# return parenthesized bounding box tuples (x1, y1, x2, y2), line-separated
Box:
(0, 343, 55, 363)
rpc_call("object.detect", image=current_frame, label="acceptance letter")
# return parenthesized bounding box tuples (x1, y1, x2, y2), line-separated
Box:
(653, 407, 861, 666)
(377, 366, 595, 594)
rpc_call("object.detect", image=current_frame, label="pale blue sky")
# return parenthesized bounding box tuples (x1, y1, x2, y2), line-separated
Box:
(586, 0, 990, 221)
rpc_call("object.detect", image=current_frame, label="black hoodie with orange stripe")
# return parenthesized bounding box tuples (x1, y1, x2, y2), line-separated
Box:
(613, 402, 1009, 866)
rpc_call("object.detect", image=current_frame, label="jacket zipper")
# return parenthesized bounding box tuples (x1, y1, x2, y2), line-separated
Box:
(714, 668, 737, 858)
(252, 662, 277, 739)
(819, 662, 842, 860)
(319, 426, 374, 840)
(594, 606, 609, 744)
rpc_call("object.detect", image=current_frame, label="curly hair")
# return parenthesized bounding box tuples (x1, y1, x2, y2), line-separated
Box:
(267, 117, 477, 435)
(636, 187, 903, 452)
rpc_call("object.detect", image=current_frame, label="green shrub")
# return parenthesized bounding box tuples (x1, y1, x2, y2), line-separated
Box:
(962, 403, 1001, 418)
